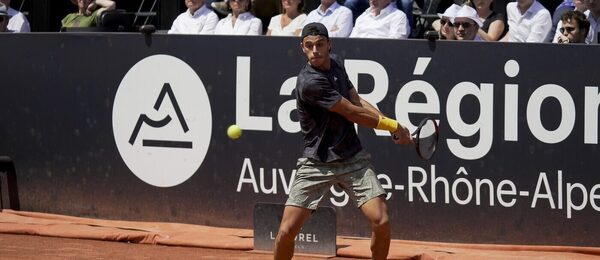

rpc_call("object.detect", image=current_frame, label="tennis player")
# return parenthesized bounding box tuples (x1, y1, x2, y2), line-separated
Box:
(273, 22, 412, 260)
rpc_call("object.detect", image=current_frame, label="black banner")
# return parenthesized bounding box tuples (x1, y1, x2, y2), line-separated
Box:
(0, 33, 599, 246)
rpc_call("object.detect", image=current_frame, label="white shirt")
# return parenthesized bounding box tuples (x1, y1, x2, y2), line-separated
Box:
(215, 12, 262, 35)
(506, 0, 552, 42)
(168, 5, 218, 34)
(268, 13, 307, 36)
(304, 2, 353, 37)
(7, 7, 30, 33)
(350, 3, 410, 39)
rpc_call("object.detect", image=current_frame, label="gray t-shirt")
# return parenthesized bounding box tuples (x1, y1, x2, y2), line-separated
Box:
(295, 55, 362, 162)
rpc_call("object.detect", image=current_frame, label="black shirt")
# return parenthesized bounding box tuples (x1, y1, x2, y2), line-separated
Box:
(295, 55, 363, 162)
(482, 12, 508, 40)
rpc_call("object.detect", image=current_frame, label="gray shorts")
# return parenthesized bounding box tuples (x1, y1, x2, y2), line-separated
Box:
(285, 151, 386, 210)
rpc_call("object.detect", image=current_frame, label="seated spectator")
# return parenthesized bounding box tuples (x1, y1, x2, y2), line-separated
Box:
(0, 0, 29, 32)
(215, 0, 262, 35)
(267, 0, 306, 36)
(0, 3, 10, 32)
(471, 0, 507, 41)
(213, 0, 279, 33)
(61, 0, 116, 28)
(214, 0, 279, 14)
(550, 0, 587, 39)
(504, 0, 552, 42)
(304, 0, 353, 37)
(349, 0, 410, 39)
(554, 10, 590, 43)
(344, 0, 413, 28)
(432, 4, 461, 40)
(452, 5, 482, 40)
(584, 0, 599, 43)
(168, 0, 218, 34)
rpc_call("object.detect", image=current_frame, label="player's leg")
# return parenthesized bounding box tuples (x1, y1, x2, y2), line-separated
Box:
(275, 158, 334, 260)
(337, 151, 390, 260)
(360, 196, 390, 260)
(273, 206, 311, 260)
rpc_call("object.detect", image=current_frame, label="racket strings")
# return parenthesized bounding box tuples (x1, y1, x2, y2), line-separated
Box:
(416, 119, 438, 160)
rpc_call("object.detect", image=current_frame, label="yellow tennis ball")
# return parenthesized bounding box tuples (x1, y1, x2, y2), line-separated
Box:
(227, 124, 242, 140)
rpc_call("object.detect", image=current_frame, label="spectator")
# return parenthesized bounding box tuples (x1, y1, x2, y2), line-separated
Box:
(168, 0, 218, 34)
(432, 3, 461, 40)
(471, 0, 507, 41)
(304, 0, 353, 37)
(349, 0, 410, 39)
(550, 0, 587, 38)
(266, 0, 306, 36)
(504, 0, 552, 42)
(61, 0, 116, 28)
(554, 10, 590, 43)
(215, 0, 262, 35)
(452, 5, 482, 40)
(583, 0, 599, 43)
(344, 0, 413, 28)
(0, 3, 10, 32)
(213, 0, 279, 33)
(0, 0, 29, 32)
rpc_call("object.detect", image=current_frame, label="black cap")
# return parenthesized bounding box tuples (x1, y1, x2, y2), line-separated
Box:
(301, 22, 329, 40)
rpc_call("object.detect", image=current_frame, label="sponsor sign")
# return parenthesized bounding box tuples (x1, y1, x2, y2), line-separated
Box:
(112, 55, 212, 187)
(0, 34, 599, 246)
(253, 203, 336, 256)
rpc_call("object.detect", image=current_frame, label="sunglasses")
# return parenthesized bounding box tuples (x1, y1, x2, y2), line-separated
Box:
(440, 19, 453, 27)
(559, 26, 576, 34)
(453, 22, 475, 29)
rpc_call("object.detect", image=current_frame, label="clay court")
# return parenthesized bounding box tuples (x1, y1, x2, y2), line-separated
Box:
(2, 209, 600, 259)
(0, 233, 357, 260)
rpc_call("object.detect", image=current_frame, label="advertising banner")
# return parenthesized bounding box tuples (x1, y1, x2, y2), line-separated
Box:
(0, 34, 599, 246)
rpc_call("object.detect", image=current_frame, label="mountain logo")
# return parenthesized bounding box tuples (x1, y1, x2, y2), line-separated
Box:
(128, 83, 192, 149)
(112, 55, 212, 187)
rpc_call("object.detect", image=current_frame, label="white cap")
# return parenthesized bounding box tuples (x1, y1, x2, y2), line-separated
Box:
(0, 3, 8, 17)
(437, 4, 461, 19)
(452, 5, 483, 27)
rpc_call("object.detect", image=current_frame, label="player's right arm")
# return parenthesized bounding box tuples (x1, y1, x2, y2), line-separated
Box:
(347, 87, 384, 117)
(330, 96, 379, 128)
(300, 77, 411, 144)
(330, 96, 411, 145)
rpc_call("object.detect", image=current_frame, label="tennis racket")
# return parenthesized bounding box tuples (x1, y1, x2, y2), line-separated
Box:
(412, 117, 439, 160)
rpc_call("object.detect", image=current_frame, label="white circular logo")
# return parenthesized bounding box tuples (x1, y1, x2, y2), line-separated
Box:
(113, 55, 212, 187)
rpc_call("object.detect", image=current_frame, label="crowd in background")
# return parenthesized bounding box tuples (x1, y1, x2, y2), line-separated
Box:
(0, 0, 597, 44)
(166, 0, 599, 43)
(0, 0, 29, 32)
